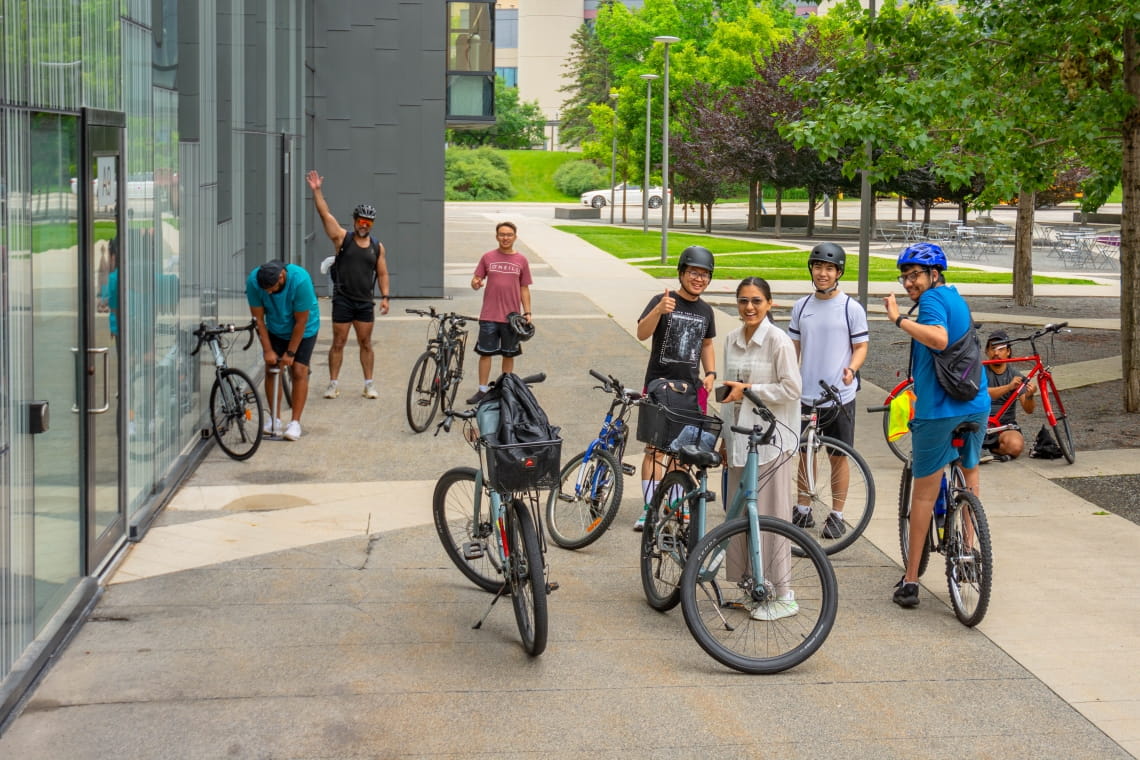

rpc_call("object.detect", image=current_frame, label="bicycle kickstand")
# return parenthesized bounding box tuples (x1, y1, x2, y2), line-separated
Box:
(471, 583, 511, 630)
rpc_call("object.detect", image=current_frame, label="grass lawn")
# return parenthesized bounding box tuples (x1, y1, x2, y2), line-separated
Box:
(555, 225, 1095, 285)
(502, 150, 582, 203)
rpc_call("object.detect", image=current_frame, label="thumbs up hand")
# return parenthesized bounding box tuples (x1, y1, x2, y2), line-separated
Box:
(658, 288, 676, 315)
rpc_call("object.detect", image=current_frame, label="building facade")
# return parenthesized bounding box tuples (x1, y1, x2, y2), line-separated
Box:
(0, 0, 458, 723)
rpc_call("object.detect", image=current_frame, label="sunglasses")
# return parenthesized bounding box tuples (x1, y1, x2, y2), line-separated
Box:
(737, 297, 767, 307)
(355, 217, 374, 227)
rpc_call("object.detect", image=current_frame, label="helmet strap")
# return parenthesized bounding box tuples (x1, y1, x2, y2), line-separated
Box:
(814, 283, 840, 296)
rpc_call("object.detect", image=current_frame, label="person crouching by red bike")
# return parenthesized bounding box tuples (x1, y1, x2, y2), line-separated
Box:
(982, 329, 1036, 462)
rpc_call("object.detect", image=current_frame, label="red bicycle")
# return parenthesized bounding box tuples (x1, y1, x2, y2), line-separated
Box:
(873, 322, 1074, 464)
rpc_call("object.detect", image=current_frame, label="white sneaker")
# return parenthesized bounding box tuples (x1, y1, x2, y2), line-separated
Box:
(751, 592, 799, 621)
(633, 511, 646, 531)
(283, 420, 302, 441)
(324, 383, 340, 399)
(362, 383, 379, 399)
(263, 417, 282, 436)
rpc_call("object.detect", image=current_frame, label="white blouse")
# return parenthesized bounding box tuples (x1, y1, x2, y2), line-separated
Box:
(721, 319, 802, 468)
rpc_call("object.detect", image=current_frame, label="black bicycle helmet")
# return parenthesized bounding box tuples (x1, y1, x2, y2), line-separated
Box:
(507, 312, 535, 342)
(677, 245, 715, 275)
(353, 203, 377, 221)
(808, 242, 846, 276)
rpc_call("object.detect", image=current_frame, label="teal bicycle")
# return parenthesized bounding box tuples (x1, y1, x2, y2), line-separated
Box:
(653, 390, 838, 674)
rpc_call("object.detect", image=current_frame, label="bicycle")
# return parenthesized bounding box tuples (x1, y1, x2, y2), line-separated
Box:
(650, 389, 838, 674)
(191, 320, 264, 461)
(431, 372, 558, 655)
(876, 322, 1074, 464)
(794, 380, 876, 555)
(405, 307, 478, 433)
(544, 369, 641, 550)
(896, 421, 993, 626)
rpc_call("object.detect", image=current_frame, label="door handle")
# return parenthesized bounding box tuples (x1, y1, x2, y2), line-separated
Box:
(89, 346, 111, 413)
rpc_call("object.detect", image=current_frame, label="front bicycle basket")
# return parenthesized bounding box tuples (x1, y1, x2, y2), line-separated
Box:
(636, 403, 722, 453)
(483, 435, 562, 493)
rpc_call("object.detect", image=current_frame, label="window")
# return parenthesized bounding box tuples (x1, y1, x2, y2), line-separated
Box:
(446, 1, 495, 126)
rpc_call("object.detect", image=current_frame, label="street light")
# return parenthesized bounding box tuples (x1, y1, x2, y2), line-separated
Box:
(639, 73, 658, 233)
(609, 92, 619, 225)
(654, 35, 679, 264)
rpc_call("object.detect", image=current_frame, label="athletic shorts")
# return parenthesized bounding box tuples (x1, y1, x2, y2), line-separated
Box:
(474, 320, 521, 357)
(331, 296, 375, 324)
(268, 333, 317, 367)
(800, 400, 855, 446)
(910, 412, 987, 479)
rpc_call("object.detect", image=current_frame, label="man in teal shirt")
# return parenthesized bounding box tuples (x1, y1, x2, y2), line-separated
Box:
(246, 261, 320, 440)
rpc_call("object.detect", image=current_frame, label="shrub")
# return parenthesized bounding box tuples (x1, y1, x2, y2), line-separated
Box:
(445, 148, 513, 201)
(552, 160, 608, 196)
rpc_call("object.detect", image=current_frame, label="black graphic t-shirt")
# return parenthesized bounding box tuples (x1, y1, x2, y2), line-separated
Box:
(640, 293, 716, 387)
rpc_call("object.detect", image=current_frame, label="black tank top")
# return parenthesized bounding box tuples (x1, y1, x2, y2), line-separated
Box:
(335, 234, 379, 303)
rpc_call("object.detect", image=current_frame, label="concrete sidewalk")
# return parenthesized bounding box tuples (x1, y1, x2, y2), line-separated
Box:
(0, 203, 1136, 758)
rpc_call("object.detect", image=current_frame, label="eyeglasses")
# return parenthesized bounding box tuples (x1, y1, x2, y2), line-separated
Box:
(897, 270, 928, 285)
(737, 297, 766, 307)
(685, 269, 711, 281)
(497, 232, 516, 238)
(355, 217, 374, 227)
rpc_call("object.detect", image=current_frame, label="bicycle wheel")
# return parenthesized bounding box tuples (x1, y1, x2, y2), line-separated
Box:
(406, 350, 442, 433)
(545, 448, 623, 550)
(680, 516, 838, 674)
(794, 435, 875, 555)
(443, 336, 465, 413)
(882, 381, 913, 463)
(1041, 375, 1076, 464)
(897, 463, 931, 577)
(945, 491, 992, 626)
(210, 368, 263, 461)
(640, 470, 696, 611)
(432, 467, 502, 593)
(507, 499, 548, 656)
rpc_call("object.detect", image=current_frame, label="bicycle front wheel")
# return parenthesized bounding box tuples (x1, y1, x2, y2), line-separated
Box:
(640, 470, 696, 611)
(545, 448, 624, 550)
(945, 491, 992, 627)
(680, 516, 838, 674)
(1041, 374, 1076, 464)
(210, 368, 263, 461)
(507, 499, 548, 656)
(443, 339, 465, 413)
(406, 351, 442, 433)
(432, 467, 501, 593)
(897, 463, 931, 577)
(795, 435, 875, 555)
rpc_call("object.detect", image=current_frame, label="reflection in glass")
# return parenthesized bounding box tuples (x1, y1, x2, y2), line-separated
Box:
(447, 74, 494, 119)
(448, 2, 493, 72)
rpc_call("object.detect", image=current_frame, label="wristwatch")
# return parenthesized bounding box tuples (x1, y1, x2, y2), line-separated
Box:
(705, 371, 717, 379)
(381, 295, 390, 300)
(284, 349, 296, 358)
(895, 315, 905, 328)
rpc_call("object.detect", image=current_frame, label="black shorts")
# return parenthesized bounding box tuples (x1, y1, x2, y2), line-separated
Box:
(474, 320, 521, 357)
(268, 333, 317, 366)
(984, 424, 1021, 451)
(331, 296, 375, 324)
(800, 399, 856, 446)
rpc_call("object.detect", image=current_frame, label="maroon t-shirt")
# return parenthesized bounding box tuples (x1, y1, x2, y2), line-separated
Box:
(475, 249, 532, 322)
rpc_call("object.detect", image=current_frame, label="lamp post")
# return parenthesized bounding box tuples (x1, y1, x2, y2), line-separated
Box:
(609, 92, 619, 225)
(654, 35, 679, 264)
(639, 73, 658, 233)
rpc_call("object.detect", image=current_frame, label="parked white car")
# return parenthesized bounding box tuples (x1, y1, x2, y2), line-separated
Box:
(580, 182, 668, 209)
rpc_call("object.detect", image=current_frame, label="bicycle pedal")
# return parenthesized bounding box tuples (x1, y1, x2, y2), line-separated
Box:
(546, 581, 559, 594)
(461, 541, 484, 560)
(620, 463, 637, 476)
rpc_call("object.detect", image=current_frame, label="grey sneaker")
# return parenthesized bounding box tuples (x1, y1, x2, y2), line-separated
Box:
(466, 389, 487, 406)
(792, 508, 815, 529)
(324, 382, 340, 399)
(821, 512, 846, 539)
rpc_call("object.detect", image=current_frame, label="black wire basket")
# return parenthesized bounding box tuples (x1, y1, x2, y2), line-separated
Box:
(636, 403, 722, 453)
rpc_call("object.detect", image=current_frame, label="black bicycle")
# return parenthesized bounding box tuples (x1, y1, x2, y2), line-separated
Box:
(406, 307, 478, 433)
(192, 320, 263, 460)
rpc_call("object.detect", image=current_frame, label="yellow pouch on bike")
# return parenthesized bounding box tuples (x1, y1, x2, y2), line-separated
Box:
(888, 388, 916, 441)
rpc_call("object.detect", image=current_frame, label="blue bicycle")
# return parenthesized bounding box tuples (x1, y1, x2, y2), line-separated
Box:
(545, 370, 641, 549)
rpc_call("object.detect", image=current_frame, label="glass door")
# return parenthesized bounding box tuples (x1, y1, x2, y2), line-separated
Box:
(83, 118, 125, 571)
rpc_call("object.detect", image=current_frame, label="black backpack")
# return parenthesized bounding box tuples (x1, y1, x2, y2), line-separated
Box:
(1029, 425, 1064, 459)
(487, 372, 560, 446)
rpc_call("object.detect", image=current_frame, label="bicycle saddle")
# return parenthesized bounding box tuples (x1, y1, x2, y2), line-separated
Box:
(676, 444, 721, 469)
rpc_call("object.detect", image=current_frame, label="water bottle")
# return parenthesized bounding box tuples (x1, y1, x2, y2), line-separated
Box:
(934, 474, 948, 539)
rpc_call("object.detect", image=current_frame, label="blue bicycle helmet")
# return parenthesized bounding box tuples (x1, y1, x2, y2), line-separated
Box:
(897, 242, 947, 271)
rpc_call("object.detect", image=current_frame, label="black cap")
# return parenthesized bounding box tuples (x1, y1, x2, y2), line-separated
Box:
(986, 329, 1010, 347)
(257, 261, 285, 289)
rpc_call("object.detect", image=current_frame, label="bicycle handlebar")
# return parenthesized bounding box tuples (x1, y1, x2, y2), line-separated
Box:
(191, 319, 257, 356)
(406, 306, 480, 324)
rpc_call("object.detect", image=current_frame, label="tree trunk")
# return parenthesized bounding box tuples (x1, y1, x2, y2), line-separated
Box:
(747, 180, 758, 231)
(1013, 191, 1035, 307)
(705, 202, 713, 234)
(897, 195, 903, 222)
(831, 194, 839, 233)
(775, 187, 783, 238)
(806, 189, 816, 237)
(1122, 23, 1140, 412)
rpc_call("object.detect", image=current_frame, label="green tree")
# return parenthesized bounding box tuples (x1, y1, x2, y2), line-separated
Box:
(449, 78, 545, 150)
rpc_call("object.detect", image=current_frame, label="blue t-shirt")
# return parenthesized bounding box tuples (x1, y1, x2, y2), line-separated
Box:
(245, 264, 320, 339)
(910, 284, 989, 420)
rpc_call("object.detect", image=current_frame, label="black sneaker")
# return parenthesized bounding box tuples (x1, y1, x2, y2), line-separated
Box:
(893, 578, 920, 608)
(792, 508, 815, 529)
(821, 512, 846, 539)
(465, 389, 487, 406)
